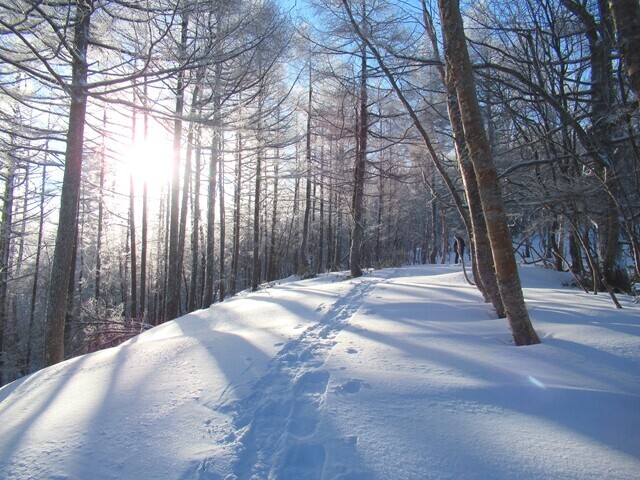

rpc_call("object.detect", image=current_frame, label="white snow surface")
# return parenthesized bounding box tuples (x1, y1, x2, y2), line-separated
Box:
(1, 265, 639, 479)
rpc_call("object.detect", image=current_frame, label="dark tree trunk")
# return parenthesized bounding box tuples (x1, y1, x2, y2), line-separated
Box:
(0, 153, 16, 380)
(204, 79, 220, 306)
(140, 96, 149, 320)
(267, 155, 279, 282)
(251, 147, 262, 292)
(27, 165, 47, 372)
(350, 31, 367, 279)
(609, 0, 640, 103)
(165, 11, 189, 321)
(230, 131, 243, 296)
(44, 0, 93, 366)
(189, 141, 202, 311)
(218, 145, 226, 302)
(299, 78, 313, 275)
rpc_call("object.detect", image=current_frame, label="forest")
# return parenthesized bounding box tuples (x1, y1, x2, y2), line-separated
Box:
(0, 0, 639, 386)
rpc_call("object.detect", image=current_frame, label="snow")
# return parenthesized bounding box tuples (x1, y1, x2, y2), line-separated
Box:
(1, 265, 639, 480)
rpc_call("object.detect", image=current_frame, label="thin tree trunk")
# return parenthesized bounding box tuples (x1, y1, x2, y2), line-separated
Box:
(438, 0, 539, 345)
(230, 130, 243, 296)
(204, 93, 220, 306)
(95, 111, 106, 301)
(165, 11, 189, 321)
(27, 165, 47, 372)
(129, 108, 138, 320)
(251, 147, 263, 291)
(218, 144, 226, 302)
(140, 86, 149, 320)
(267, 154, 279, 281)
(299, 73, 313, 274)
(177, 100, 198, 312)
(44, 0, 93, 366)
(189, 141, 202, 311)
(350, 21, 367, 279)
(0, 152, 16, 381)
(318, 146, 325, 272)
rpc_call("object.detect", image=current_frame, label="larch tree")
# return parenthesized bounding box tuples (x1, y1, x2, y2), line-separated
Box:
(349, 0, 369, 279)
(165, 9, 189, 322)
(44, 0, 94, 366)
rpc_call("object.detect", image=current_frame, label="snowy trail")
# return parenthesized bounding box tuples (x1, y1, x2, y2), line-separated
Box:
(227, 274, 386, 480)
(2, 265, 639, 480)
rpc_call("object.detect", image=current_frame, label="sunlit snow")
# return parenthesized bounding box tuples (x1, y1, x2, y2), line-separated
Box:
(1, 265, 639, 479)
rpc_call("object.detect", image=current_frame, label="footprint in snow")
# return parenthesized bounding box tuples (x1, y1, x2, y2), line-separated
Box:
(288, 398, 322, 438)
(294, 370, 330, 395)
(276, 443, 326, 480)
(333, 379, 365, 394)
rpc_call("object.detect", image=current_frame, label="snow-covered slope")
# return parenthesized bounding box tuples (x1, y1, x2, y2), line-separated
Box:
(1, 265, 639, 479)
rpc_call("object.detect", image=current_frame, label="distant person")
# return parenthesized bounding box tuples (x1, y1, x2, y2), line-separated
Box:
(453, 235, 465, 264)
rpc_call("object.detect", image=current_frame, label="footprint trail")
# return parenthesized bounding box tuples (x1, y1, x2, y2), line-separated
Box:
(228, 277, 382, 479)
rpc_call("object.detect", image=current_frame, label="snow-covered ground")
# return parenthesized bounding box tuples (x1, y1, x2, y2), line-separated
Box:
(1, 264, 639, 479)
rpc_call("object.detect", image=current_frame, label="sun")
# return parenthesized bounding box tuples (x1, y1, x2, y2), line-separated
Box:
(121, 129, 174, 195)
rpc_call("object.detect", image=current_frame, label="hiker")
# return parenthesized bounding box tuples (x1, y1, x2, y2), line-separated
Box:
(453, 235, 465, 264)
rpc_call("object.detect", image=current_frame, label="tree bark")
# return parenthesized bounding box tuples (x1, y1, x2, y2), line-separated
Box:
(299, 74, 313, 275)
(44, 0, 93, 366)
(204, 73, 221, 306)
(438, 0, 540, 345)
(267, 154, 279, 282)
(165, 11, 189, 321)
(230, 130, 243, 296)
(350, 24, 367, 279)
(0, 151, 16, 379)
(251, 146, 263, 291)
(129, 108, 138, 320)
(140, 87, 149, 320)
(218, 143, 226, 302)
(609, 0, 640, 103)
(189, 139, 202, 311)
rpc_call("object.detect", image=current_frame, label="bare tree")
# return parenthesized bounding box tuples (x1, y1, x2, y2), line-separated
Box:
(44, 0, 94, 366)
(437, 0, 540, 345)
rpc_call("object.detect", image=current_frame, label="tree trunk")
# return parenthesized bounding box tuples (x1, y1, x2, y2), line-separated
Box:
(230, 130, 243, 296)
(267, 155, 279, 282)
(165, 11, 189, 321)
(140, 90, 149, 320)
(420, 0, 502, 313)
(350, 31, 367, 279)
(251, 147, 263, 291)
(203, 70, 221, 307)
(44, 0, 93, 366)
(129, 107, 138, 320)
(444, 62, 503, 314)
(438, 0, 540, 345)
(0, 152, 16, 380)
(27, 165, 47, 372)
(189, 140, 202, 311)
(177, 83, 200, 312)
(564, 0, 628, 291)
(609, 0, 640, 103)
(218, 143, 226, 302)
(299, 77, 313, 275)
